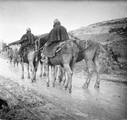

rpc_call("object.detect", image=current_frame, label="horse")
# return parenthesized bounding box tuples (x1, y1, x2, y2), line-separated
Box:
(37, 35, 79, 93)
(57, 38, 108, 89)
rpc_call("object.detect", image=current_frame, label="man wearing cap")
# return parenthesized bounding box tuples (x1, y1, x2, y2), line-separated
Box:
(18, 28, 36, 57)
(45, 19, 69, 46)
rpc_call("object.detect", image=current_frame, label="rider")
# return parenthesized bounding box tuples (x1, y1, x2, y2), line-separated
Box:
(45, 19, 69, 46)
(18, 28, 36, 57)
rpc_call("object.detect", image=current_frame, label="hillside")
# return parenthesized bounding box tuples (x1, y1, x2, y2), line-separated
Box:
(69, 17, 127, 62)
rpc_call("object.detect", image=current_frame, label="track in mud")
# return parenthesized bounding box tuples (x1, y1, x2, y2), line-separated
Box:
(0, 76, 77, 120)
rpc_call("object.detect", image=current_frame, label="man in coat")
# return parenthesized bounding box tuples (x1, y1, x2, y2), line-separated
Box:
(18, 28, 36, 57)
(45, 19, 69, 46)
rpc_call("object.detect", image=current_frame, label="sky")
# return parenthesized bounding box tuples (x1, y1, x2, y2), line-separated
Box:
(0, 0, 127, 44)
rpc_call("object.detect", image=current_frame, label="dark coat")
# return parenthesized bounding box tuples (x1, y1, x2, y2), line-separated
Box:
(18, 31, 36, 56)
(20, 31, 36, 46)
(46, 22, 69, 46)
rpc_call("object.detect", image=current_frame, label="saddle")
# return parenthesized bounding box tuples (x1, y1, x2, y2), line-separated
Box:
(42, 41, 65, 58)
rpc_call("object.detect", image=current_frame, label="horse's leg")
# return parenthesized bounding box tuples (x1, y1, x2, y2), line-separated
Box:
(63, 64, 73, 93)
(29, 61, 35, 82)
(83, 60, 94, 89)
(67, 53, 78, 92)
(40, 61, 45, 77)
(21, 62, 24, 79)
(13, 60, 15, 67)
(55, 65, 62, 84)
(26, 63, 30, 79)
(51, 66, 55, 87)
(16, 60, 18, 67)
(16, 58, 18, 67)
(61, 67, 67, 86)
(39, 62, 43, 78)
(13, 59, 15, 67)
(10, 57, 12, 64)
(34, 63, 37, 82)
(94, 59, 100, 88)
(42, 62, 46, 76)
(46, 65, 50, 87)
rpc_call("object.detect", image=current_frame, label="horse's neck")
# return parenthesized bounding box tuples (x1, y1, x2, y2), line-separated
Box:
(39, 38, 48, 48)
(73, 40, 87, 50)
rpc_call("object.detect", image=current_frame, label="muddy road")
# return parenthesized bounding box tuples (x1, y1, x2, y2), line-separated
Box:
(0, 54, 127, 120)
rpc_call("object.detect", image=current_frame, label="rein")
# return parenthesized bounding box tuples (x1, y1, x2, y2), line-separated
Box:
(35, 45, 45, 53)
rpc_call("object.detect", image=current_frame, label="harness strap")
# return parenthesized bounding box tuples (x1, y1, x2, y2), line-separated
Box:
(56, 41, 66, 53)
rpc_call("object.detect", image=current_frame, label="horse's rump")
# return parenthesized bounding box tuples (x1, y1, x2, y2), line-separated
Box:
(22, 44, 35, 62)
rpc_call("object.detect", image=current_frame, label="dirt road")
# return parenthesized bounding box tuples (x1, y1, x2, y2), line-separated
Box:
(0, 55, 127, 120)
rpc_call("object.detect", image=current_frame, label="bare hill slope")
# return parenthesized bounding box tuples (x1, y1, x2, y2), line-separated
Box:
(69, 17, 127, 62)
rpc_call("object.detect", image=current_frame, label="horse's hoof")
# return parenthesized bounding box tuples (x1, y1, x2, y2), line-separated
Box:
(94, 83, 100, 89)
(64, 86, 68, 91)
(32, 78, 36, 83)
(82, 83, 88, 89)
(40, 74, 42, 78)
(52, 83, 55, 87)
(47, 83, 49, 87)
(56, 78, 60, 83)
(61, 81, 64, 86)
(69, 89, 72, 93)
(43, 73, 46, 76)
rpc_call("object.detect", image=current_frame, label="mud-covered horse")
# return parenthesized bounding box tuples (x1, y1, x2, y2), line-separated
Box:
(37, 35, 79, 93)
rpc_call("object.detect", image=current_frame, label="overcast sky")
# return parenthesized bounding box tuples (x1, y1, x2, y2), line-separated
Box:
(0, 0, 127, 44)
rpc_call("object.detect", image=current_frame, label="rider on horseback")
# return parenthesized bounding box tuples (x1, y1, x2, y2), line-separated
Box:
(42, 19, 69, 58)
(45, 19, 69, 46)
(18, 28, 36, 57)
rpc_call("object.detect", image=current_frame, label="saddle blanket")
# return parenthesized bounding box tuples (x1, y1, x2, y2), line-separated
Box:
(42, 41, 65, 58)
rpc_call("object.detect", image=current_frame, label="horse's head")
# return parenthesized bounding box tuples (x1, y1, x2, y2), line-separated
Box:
(35, 38, 40, 51)
(35, 35, 49, 51)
